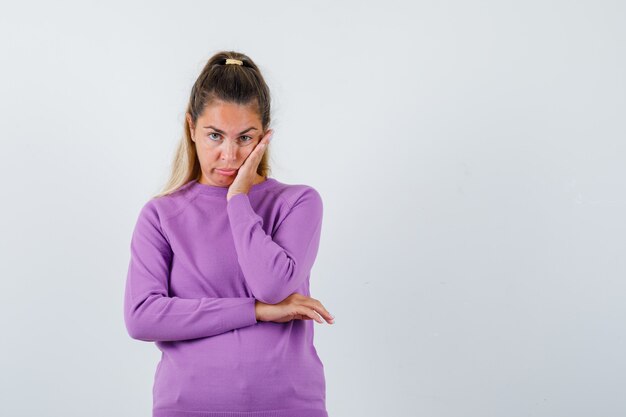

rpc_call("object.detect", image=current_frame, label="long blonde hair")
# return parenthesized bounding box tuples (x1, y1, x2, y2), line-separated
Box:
(153, 50, 272, 198)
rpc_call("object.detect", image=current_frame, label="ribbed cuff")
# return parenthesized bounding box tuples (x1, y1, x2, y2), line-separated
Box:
(221, 297, 258, 330)
(227, 193, 260, 225)
(154, 408, 328, 417)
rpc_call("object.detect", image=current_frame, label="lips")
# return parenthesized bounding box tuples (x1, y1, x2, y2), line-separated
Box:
(216, 168, 237, 176)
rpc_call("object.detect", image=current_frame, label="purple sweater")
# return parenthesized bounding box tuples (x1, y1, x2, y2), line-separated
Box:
(123, 178, 327, 417)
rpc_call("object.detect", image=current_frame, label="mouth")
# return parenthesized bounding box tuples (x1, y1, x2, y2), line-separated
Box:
(215, 168, 238, 176)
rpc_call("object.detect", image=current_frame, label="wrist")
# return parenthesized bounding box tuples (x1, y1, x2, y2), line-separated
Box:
(254, 300, 265, 322)
(227, 191, 246, 201)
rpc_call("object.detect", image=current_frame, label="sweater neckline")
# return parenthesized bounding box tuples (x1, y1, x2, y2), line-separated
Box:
(187, 177, 277, 197)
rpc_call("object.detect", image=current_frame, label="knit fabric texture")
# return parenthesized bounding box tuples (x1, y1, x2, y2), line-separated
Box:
(124, 178, 327, 417)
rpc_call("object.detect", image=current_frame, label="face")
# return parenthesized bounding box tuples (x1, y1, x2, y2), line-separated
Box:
(187, 100, 265, 187)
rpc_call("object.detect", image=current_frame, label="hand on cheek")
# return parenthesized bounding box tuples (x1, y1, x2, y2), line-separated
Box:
(226, 130, 273, 201)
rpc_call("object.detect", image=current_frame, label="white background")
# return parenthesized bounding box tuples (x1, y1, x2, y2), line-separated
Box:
(0, 1, 624, 416)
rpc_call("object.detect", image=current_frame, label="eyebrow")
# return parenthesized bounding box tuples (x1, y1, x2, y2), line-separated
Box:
(203, 125, 258, 135)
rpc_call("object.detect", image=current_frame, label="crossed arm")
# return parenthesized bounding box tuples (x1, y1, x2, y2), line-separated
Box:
(123, 188, 323, 342)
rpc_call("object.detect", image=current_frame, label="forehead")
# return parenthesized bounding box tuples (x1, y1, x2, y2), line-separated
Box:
(198, 100, 261, 128)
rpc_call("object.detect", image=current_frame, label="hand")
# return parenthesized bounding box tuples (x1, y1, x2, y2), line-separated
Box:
(227, 129, 274, 201)
(255, 293, 335, 324)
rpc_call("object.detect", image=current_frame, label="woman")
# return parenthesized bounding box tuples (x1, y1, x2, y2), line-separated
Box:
(123, 51, 334, 417)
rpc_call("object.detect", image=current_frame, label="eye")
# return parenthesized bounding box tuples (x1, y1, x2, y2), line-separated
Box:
(208, 132, 221, 141)
(240, 135, 253, 142)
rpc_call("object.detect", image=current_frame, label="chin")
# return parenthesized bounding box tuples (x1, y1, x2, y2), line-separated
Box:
(213, 173, 235, 181)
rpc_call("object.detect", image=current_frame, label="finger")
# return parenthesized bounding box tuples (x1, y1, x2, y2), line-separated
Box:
(257, 130, 273, 149)
(252, 140, 269, 158)
(307, 299, 335, 324)
(263, 129, 274, 143)
(240, 139, 267, 168)
(300, 307, 323, 323)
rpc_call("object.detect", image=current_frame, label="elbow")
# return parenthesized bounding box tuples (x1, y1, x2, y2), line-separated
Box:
(250, 281, 294, 305)
(244, 255, 311, 304)
(124, 292, 165, 341)
(124, 312, 150, 341)
(253, 290, 286, 305)
(125, 324, 144, 341)
(125, 317, 158, 342)
(251, 272, 307, 305)
(124, 303, 157, 342)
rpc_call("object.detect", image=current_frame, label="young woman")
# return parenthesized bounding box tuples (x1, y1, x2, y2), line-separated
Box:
(123, 51, 334, 417)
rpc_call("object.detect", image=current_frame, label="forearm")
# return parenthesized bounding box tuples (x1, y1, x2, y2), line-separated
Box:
(226, 190, 323, 304)
(124, 287, 257, 342)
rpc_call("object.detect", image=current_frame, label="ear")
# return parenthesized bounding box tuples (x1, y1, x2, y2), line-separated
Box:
(186, 113, 196, 142)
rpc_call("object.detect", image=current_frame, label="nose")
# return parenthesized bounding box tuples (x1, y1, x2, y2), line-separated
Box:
(220, 140, 238, 164)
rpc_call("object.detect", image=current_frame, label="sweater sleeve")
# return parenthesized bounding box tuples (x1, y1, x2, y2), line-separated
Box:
(123, 200, 258, 342)
(226, 187, 323, 305)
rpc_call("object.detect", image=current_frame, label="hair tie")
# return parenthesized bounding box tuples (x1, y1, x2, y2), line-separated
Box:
(225, 58, 243, 66)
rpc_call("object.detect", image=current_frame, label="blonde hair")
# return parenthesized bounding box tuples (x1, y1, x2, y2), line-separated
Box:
(154, 50, 272, 198)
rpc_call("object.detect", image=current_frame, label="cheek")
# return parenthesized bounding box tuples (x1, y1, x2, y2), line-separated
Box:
(197, 148, 220, 164)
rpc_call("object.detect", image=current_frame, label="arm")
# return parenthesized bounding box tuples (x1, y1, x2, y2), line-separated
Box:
(226, 187, 323, 305)
(123, 201, 257, 342)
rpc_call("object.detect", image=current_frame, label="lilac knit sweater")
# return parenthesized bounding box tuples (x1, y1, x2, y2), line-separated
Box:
(123, 178, 327, 417)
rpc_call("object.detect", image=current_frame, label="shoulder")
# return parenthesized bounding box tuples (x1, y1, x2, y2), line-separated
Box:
(265, 178, 323, 212)
(136, 181, 198, 226)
